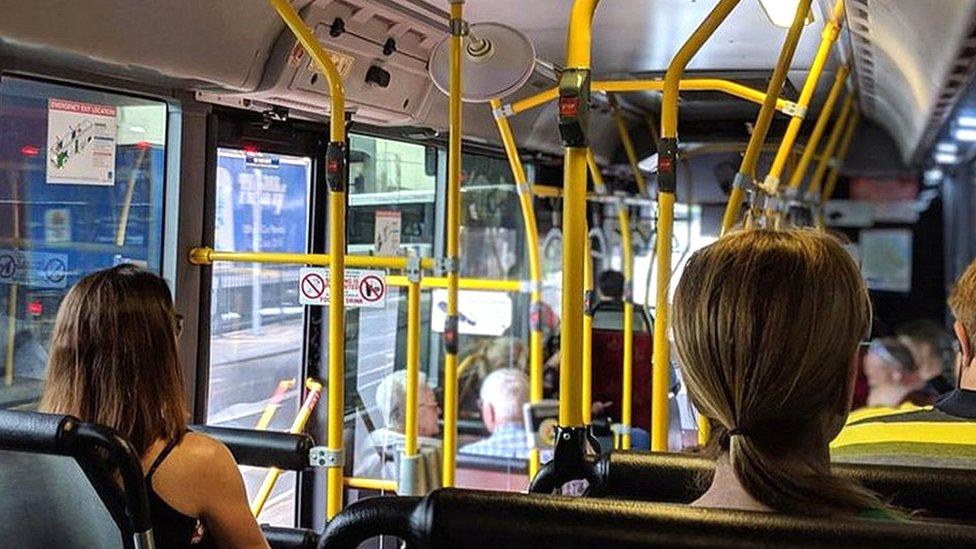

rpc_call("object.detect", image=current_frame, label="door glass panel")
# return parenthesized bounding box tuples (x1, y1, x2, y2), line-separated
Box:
(206, 147, 311, 526)
(0, 76, 168, 410)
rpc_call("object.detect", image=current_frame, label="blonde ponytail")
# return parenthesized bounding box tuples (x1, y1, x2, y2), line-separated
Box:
(675, 229, 884, 516)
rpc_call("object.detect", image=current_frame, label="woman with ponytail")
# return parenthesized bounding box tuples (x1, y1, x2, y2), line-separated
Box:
(673, 229, 892, 517)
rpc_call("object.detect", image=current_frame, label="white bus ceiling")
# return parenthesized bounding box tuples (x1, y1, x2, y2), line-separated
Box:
(1, 0, 974, 164)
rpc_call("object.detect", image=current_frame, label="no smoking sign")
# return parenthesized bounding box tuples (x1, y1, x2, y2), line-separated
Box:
(298, 268, 387, 309)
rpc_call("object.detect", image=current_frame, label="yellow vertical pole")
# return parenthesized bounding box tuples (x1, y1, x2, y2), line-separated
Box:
(654, 0, 741, 453)
(115, 146, 149, 246)
(819, 107, 860, 202)
(558, 0, 600, 427)
(761, 0, 846, 196)
(5, 170, 20, 387)
(441, 0, 464, 487)
(586, 151, 633, 449)
(720, 0, 813, 236)
(490, 98, 545, 477)
(266, 0, 347, 519)
(404, 280, 421, 458)
(786, 66, 850, 191)
(609, 95, 648, 196)
(4, 286, 15, 386)
(582, 231, 594, 424)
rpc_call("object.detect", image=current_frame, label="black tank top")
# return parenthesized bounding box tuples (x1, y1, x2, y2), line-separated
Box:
(145, 436, 216, 548)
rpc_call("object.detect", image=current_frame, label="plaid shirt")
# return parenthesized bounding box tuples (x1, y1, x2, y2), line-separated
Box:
(459, 422, 530, 460)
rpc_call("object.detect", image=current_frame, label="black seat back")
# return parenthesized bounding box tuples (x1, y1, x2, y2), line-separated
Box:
(319, 488, 976, 548)
(0, 411, 153, 549)
(600, 451, 976, 523)
(0, 451, 124, 548)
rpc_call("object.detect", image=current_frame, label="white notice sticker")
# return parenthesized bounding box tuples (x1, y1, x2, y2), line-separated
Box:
(299, 268, 387, 308)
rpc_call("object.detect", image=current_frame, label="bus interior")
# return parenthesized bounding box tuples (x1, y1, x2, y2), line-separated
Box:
(2, 0, 976, 546)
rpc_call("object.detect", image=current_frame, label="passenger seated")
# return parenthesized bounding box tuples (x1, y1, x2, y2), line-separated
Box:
(673, 229, 891, 517)
(832, 257, 976, 470)
(355, 370, 441, 490)
(896, 319, 955, 396)
(862, 337, 937, 409)
(40, 265, 268, 548)
(460, 368, 530, 460)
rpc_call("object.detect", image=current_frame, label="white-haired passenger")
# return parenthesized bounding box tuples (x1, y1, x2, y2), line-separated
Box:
(460, 368, 530, 459)
(354, 370, 442, 490)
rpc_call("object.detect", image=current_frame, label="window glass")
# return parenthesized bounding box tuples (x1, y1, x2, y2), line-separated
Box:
(348, 134, 436, 257)
(0, 76, 167, 410)
(452, 153, 532, 490)
(344, 135, 438, 500)
(206, 147, 311, 526)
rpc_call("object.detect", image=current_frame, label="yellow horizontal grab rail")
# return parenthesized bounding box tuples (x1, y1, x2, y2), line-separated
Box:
(189, 247, 436, 271)
(387, 275, 526, 293)
(342, 477, 398, 492)
(502, 78, 794, 117)
(594, 79, 794, 114)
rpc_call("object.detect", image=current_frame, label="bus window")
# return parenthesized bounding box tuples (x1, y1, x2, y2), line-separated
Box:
(0, 76, 167, 410)
(450, 153, 533, 489)
(347, 134, 436, 258)
(206, 147, 311, 526)
(344, 135, 439, 494)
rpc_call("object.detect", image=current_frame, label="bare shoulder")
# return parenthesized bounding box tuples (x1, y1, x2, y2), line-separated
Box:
(167, 432, 241, 484)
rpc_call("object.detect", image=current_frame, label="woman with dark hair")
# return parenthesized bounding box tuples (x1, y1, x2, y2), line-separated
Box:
(41, 264, 268, 548)
(673, 229, 892, 517)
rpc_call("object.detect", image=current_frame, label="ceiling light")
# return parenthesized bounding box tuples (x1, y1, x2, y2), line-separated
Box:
(936, 142, 958, 154)
(758, 0, 815, 28)
(958, 115, 976, 128)
(954, 128, 976, 141)
(935, 152, 958, 164)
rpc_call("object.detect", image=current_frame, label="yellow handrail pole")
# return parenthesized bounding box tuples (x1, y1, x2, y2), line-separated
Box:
(267, 0, 347, 519)
(5, 172, 20, 387)
(254, 378, 298, 431)
(582, 230, 594, 424)
(398, 276, 424, 495)
(819, 106, 860, 202)
(342, 478, 397, 492)
(720, 0, 812, 236)
(188, 248, 434, 271)
(786, 66, 850, 191)
(508, 88, 560, 116)
(251, 379, 323, 517)
(595, 79, 793, 114)
(404, 280, 421, 458)
(115, 146, 149, 246)
(586, 151, 633, 449)
(386, 275, 523, 293)
(609, 95, 648, 196)
(761, 0, 845, 196)
(490, 97, 545, 477)
(504, 79, 796, 118)
(4, 286, 15, 386)
(441, 0, 464, 488)
(557, 0, 600, 428)
(654, 0, 741, 453)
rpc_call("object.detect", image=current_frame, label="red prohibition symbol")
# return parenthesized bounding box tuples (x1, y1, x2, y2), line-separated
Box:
(301, 273, 326, 300)
(359, 275, 385, 302)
